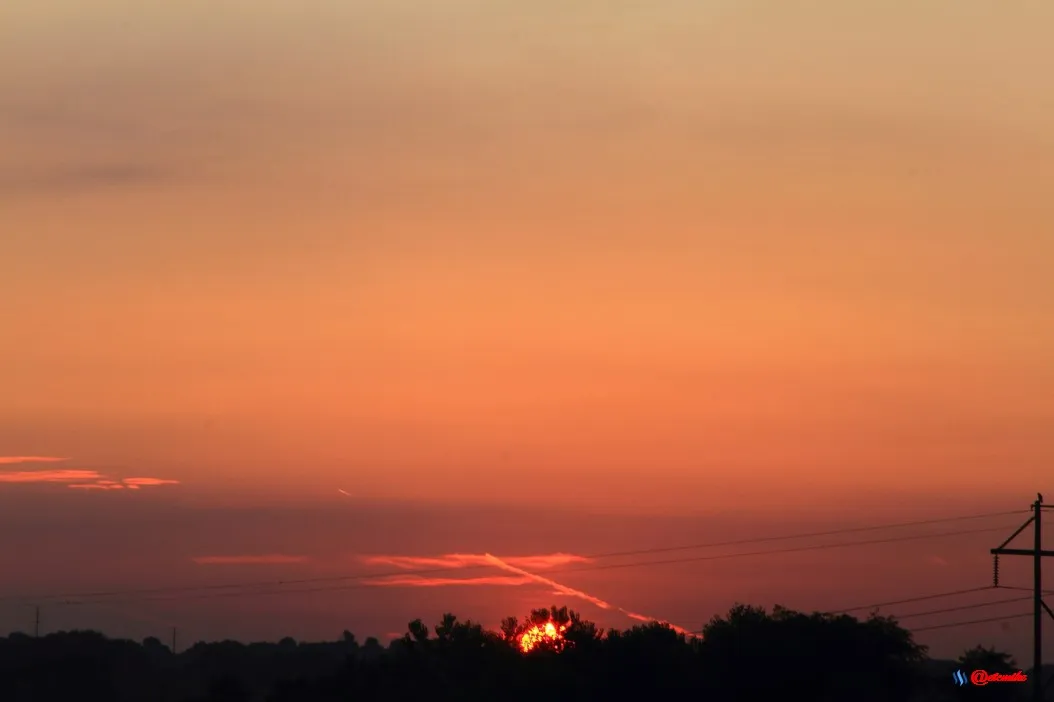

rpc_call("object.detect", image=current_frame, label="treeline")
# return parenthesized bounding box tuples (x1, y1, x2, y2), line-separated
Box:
(0, 604, 1030, 702)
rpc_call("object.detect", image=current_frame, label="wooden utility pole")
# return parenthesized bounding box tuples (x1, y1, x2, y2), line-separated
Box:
(990, 494, 1054, 702)
(171, 627, 177, 654)
(1037, 496, 1044, 701)
(34, 606, 39, 638)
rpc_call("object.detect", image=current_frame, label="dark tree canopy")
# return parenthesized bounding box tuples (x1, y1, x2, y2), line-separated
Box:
(0, 604, 1019, 702)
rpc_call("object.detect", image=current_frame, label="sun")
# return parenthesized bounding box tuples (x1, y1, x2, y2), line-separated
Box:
(518, 621, 567, 653)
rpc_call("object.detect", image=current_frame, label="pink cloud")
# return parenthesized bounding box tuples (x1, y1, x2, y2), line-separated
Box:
(64, 476, 176, 490)
(361, 551, 695, 636)
(360, 552, 591, 571)
(0, 461, 179, 492)
(504, 554, 592, 569)
(192, 554, 311, 566)
(362, 554, 487, 570)
(0, 469, 103, 483)
(483, 553, 695, 637)
(363, 575, 534, 587)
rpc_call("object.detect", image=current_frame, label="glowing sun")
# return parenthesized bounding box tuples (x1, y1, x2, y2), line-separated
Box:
(518, 621, 567, 653)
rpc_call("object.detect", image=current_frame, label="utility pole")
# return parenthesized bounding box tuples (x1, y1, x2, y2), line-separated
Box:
(171, 627, 177, 654)
(991, 494, 1054, 702)
(1037, 495, 1044, 701)
(34, 606, 39, 638)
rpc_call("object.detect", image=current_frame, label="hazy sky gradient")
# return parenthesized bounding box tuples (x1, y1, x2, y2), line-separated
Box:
(1, 0, 1051, 657)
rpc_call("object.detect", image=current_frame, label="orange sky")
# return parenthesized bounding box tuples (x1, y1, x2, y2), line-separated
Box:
(0, 0, 1051, 657)
(2, 0, 1052, 507)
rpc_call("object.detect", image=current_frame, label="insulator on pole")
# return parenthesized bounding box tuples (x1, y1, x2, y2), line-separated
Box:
(992, 554, 1000, 587)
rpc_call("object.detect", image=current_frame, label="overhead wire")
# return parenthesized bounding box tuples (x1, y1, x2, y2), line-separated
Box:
(827, 586, 998, 613)
(893, 595, 1032, 620)
(912, 613, 1032, 632)
(591, 509, 1029, 560)
(687, 586, 1040, 634)
(14, 522, 1045, 636)
(3, 508, 1026, 605)
(11, 523, 1024, 609)
(988, 585, 1054, 595)
(2, 507, 1026, 605)
(549, 524, 1017, 575)
(3, 506, 1034, 650)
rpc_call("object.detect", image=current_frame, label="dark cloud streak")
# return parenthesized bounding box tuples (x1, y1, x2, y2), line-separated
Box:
(0, 163, 174, 196)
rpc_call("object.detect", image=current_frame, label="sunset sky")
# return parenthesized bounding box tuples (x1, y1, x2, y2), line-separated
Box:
(1, 1, 1052, 659)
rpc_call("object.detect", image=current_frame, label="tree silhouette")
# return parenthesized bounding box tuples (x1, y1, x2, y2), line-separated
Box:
(405, 619, 430, 644)
(698, 604, 926, 701)
(0, 602, 1006, 702)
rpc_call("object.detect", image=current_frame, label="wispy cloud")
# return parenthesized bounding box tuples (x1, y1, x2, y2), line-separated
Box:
(482, 553, 615, 611)
(361, 553, 591, 571)
(361, 551, 694, 635)
(0, 163, 173, 197)
(0, 460, 178, 491)
(364, 575, 534, 587)
(192, 554, 311, 566)
(0, 469, 103, 483)
(503, 554, 593, 570)
(483, 553, 694, 636)
(123, 477, 180, 486)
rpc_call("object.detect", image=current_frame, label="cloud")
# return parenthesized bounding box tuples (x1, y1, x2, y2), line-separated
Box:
(363, 575, 534, 587)
(0, 163, 172, 196)
(362, 550, 694, 636)
(504, 554, 592, 570)
(361, 553, 591, 571)
(0, 461, 178, 491)
(363, 554, 483, 570)
(192, 554, 311, 566)
(483, 553, 695, 637)
(482, 553, 614, 612)
(0, 469, 103, 483)
(123, 477, 180, 486)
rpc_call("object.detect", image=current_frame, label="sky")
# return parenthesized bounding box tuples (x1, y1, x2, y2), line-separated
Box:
(1, 0, 1052, 660)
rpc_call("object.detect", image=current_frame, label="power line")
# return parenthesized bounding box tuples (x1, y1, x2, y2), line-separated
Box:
(1, 509, 1025, 606)
(688, 592, 1038, 635)
(828, 586, 998, 614)
(990, 585, 1054, 596)
(594, 509, 1029, 560)
(895, 595, 1033, 621)
(912, 613, 1032, 633)
(689, 586, 1011, 634)
(35, 524, 1021, 608)
(548, 524, 1017, 576)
